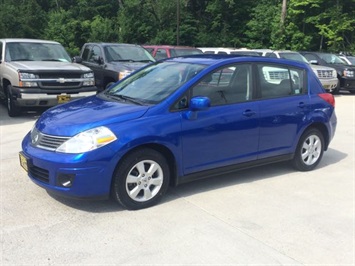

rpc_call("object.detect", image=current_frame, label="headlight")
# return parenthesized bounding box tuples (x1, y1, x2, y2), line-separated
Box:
(332, 70, 337, 78)
(82, 72, 95, 86)
(56, 126, 117, 153)
(18, 72, 38, 87)
(343, 70, 354, 77)
(118, 70, 132, 80)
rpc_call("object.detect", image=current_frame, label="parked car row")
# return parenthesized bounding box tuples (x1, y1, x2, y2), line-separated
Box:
(1, 38, 353, 118)
(197, 47, 355, 94)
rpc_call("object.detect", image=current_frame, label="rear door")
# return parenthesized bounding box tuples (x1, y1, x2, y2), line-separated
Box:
(255, 63, 310, 159)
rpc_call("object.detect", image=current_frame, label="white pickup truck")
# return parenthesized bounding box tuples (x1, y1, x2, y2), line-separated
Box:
(0, 38, 97, 117)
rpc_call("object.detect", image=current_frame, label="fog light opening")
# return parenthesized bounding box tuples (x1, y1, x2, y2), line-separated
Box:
(57, 173, 75, 188)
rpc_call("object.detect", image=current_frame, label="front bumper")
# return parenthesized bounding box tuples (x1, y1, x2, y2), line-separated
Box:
(319, 77, 338, 92)
(340, 77, 355, 91)
(11, 86, 98, 107)
(20, 133, 119, 199)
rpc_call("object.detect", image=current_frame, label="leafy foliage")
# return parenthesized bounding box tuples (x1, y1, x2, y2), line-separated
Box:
(0, 0, 354, 54)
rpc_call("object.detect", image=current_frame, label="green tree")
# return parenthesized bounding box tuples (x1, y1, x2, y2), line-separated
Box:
(0, 0, 47, 39)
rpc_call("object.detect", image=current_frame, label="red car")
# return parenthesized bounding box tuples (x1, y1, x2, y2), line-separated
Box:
(143, 45, 203, 60)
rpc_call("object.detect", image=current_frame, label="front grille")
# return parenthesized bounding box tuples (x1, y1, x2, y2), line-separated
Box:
(31, 128, 70, 151)
(269, 71, 289, 80)
(39, 81, 81, 88)
(39, 73, 81, 79)
(317, 70, 334, 79)
(37, 71, 83, 89)
(29, 165, 49, 183)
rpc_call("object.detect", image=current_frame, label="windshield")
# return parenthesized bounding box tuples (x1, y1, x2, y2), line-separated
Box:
(230, 51, 260, 56)
(171, 49, 203, 57)
(104, 45, 155, 62)
(318, 53, 345, 64)
(103, 61, 207, 104)
(5, 42, 71, 62)
(279, 52, 309, 63)
(344, 56, 355, 65)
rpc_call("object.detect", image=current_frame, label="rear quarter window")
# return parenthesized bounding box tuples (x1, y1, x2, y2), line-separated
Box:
(257, 64, 306, 98)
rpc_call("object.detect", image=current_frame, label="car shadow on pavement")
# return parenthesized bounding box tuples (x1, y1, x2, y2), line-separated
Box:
(44, 147, 347, 213)
(46, 192, 124, 212)
(0, 102, 45, 126)
(169, 147, 346, 199)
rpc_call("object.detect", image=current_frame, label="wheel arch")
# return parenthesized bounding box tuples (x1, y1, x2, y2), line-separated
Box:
(111, 143, 178, 190)
(303, 122, 330, 150)
(2, 78, 11, 97)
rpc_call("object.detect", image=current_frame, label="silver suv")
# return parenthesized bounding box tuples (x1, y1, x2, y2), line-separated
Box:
(0, 38, 97, 117)
(259, 50, 338, 93)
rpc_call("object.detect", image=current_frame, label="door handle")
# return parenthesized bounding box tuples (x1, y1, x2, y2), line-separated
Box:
(242, 110, 256, 117)
(298, 102, 306, 108)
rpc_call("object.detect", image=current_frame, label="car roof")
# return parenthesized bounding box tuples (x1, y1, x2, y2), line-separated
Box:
(164, 54, 310, 68)
(85, 42, 143, 47)
(0, 38, 60, 44)
(143, 45, 199, 49)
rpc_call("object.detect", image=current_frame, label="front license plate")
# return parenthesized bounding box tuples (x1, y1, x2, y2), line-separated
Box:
(19, 152, 28, 172)
(57, 95, 71, 103)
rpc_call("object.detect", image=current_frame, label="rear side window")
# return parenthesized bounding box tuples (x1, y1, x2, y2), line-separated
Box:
(155, 49, 168, 60)
(257, 64, 305, 98)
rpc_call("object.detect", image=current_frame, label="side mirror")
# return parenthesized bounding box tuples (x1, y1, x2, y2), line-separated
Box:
(309, 60, 318, 65)
(183, 96, 210, 120)
(93, 55, 104, 64)
(190, 96, 211, 111)
(72, 56, 82, 63)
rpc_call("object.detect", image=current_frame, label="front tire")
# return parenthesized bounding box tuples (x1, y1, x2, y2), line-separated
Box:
(292, 128, 324, 171)
(7, 85, 21, 117)
(331, 79, 340, 95)
(112, 148, 170, 210)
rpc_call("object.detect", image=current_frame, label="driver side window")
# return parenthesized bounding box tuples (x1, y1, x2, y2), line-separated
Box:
(192, 64, 252, 106)
(89, 46, 102, 64)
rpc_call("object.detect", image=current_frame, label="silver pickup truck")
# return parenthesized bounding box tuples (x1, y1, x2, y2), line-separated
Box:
(0, 38, 97, 117)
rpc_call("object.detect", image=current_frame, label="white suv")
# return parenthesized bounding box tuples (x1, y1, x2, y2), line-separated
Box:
(259, 50, 338, 92)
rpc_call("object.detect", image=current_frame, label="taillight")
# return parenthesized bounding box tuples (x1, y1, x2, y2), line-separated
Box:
(318, 93, 335, 107)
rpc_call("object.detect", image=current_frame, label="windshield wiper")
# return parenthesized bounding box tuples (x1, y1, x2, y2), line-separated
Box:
(105, 93, 145, 105)
(41, 59, 63, 62)
(136, 59, 155, 63)
(112, 59, 136, 62)
(11, 59, 33, 61)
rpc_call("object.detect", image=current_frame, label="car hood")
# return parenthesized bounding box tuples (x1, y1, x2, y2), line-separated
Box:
(8, 61, 91, 72)
(109, 61, 151, 72)
(36, 95, 149, 136)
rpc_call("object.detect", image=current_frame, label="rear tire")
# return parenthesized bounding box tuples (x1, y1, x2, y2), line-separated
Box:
(111, 148, 170, 210)
(292, 128, 324, 171)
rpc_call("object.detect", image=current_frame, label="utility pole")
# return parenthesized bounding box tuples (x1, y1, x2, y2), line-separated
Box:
(176, 0, 180, 45)
(281, 0, 287, 27)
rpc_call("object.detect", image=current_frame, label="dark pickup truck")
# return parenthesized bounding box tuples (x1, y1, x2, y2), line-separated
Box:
(74, 43, 155, 91)
(300, 51, 355, 94)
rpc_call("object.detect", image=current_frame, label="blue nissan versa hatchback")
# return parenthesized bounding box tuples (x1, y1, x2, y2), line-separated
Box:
(20, 55, 337, 210)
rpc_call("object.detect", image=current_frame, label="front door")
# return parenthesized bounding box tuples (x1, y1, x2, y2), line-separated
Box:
(180, 64, 260, 175)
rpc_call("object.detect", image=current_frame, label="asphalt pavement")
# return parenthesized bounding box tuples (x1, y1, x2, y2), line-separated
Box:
(1, 93, 354, 265)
